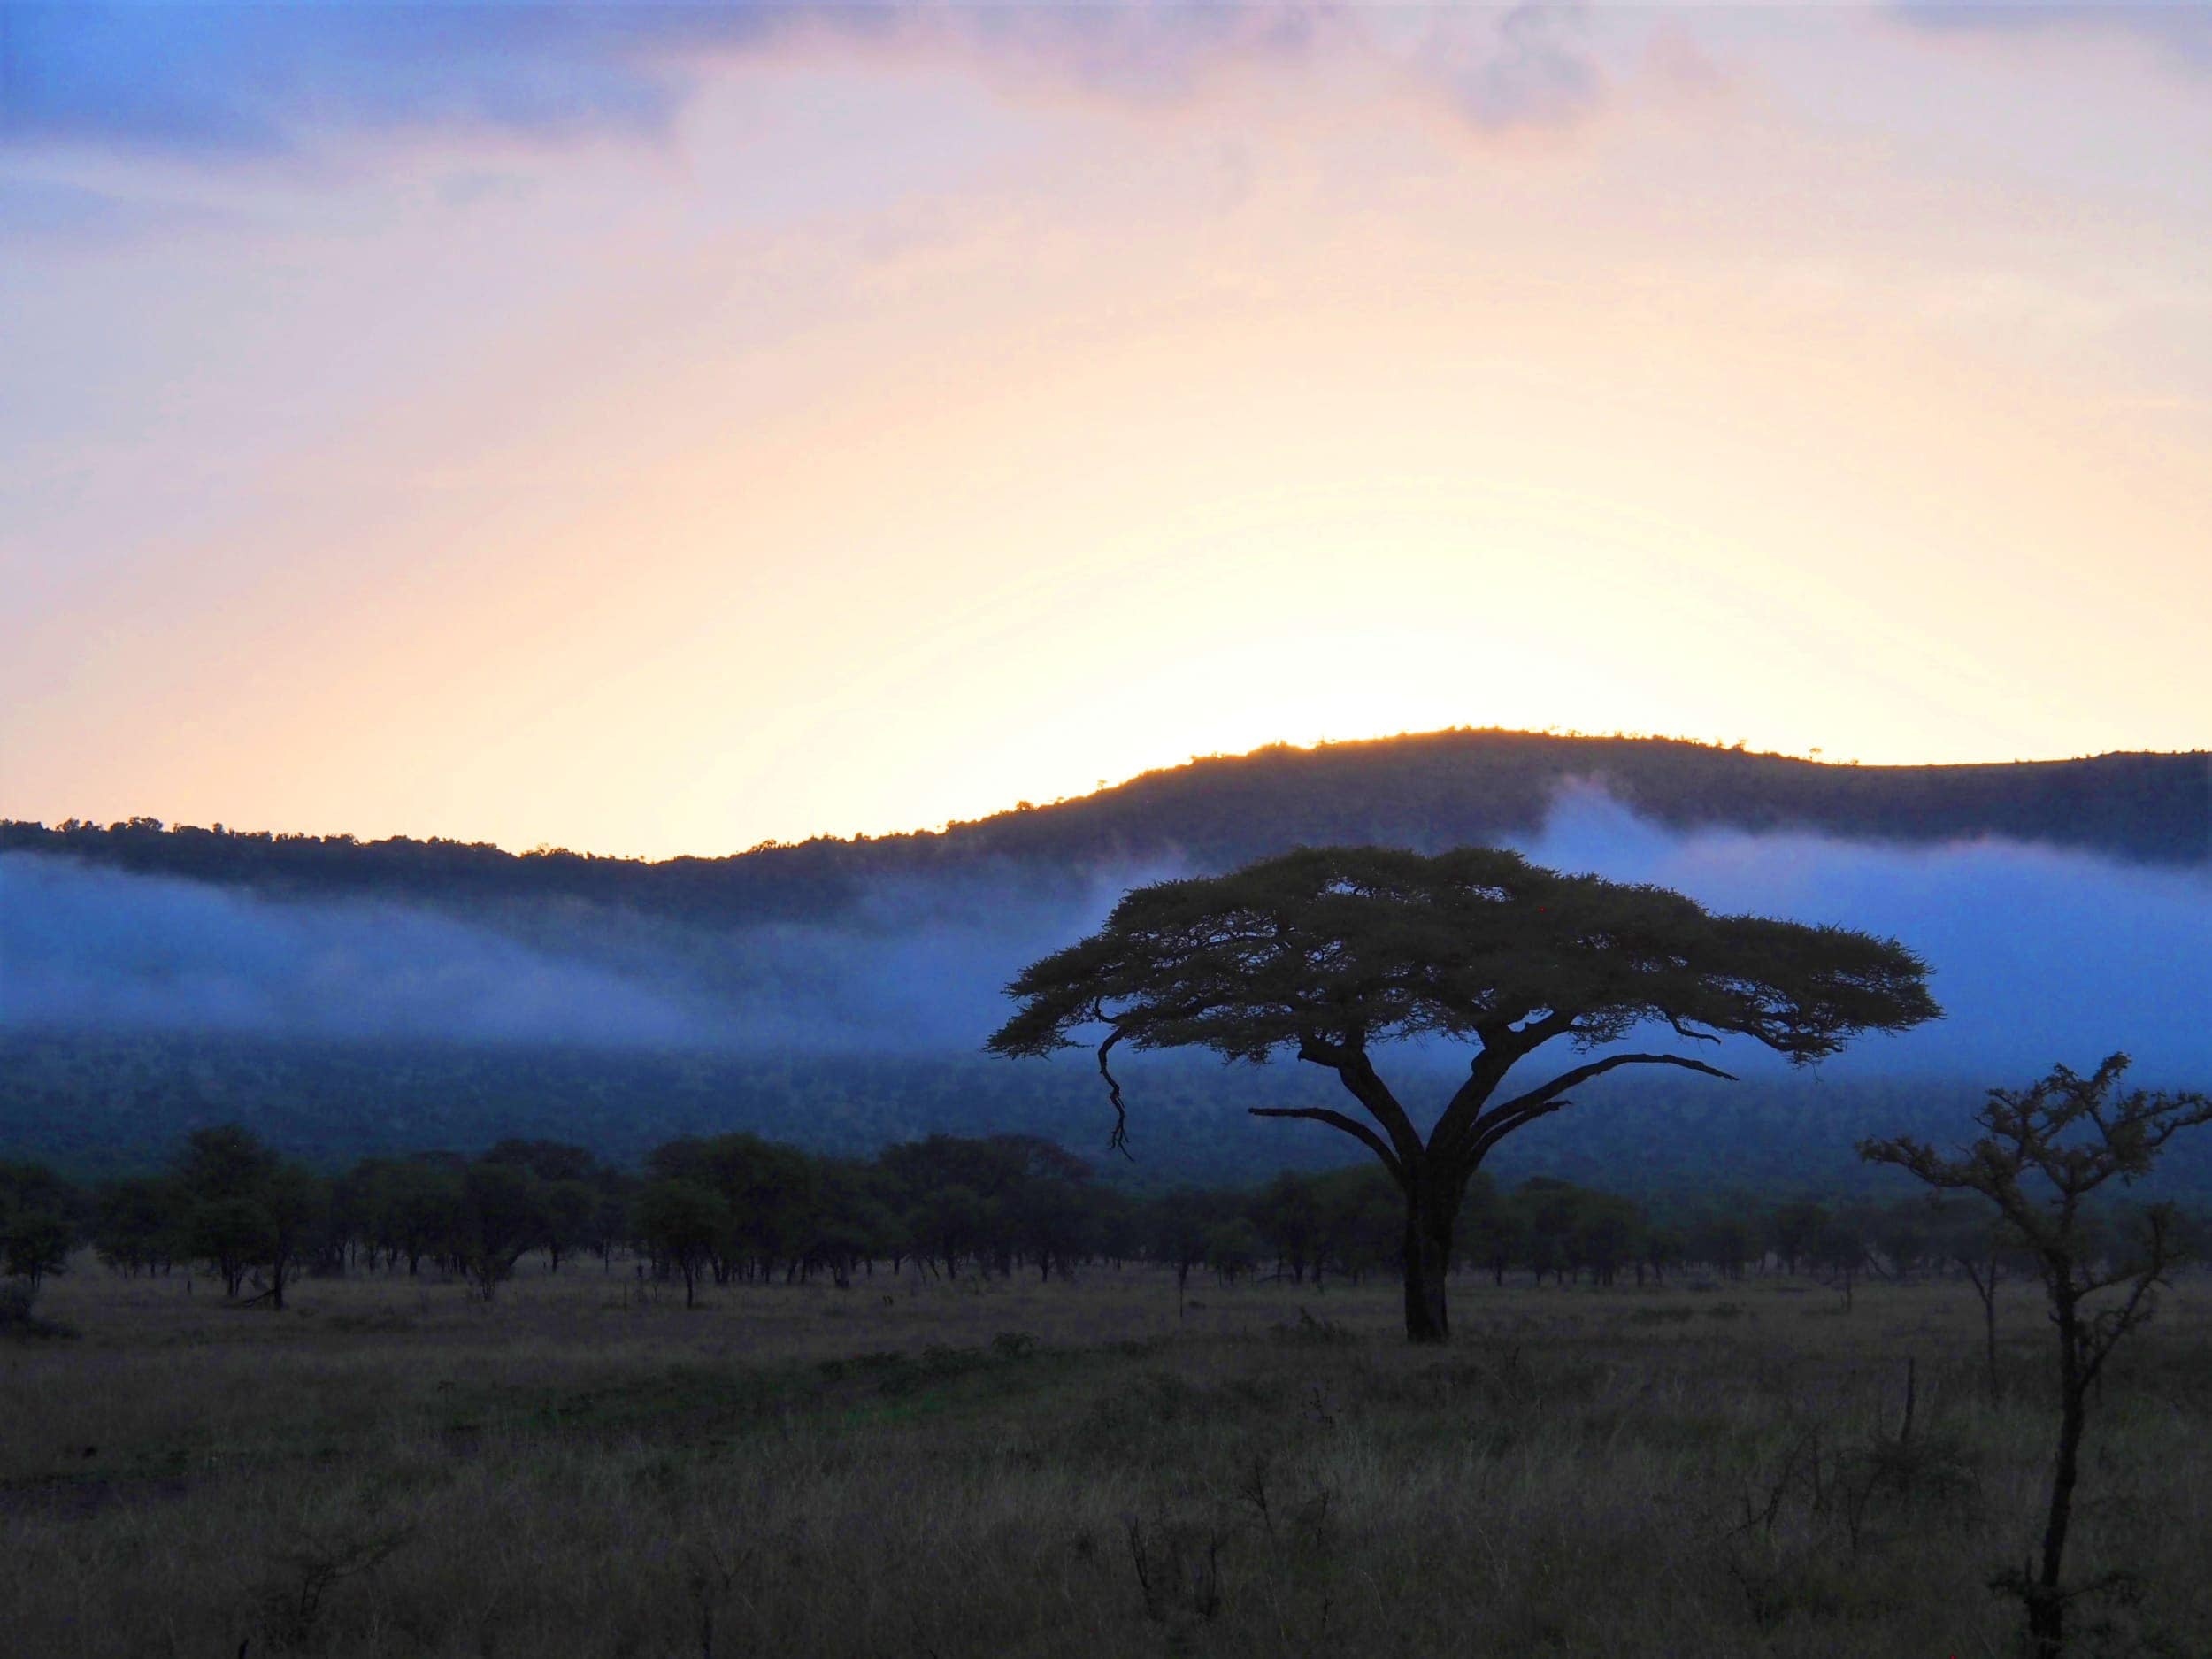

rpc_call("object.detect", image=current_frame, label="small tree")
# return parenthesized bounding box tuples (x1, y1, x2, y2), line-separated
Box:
(1926, 1195, 2034, 1404)
(634, 1180, 727, 1308)
(1860, 1055, 2212, 1659)
(456, 1163, 546, 1302)
(176, 1125, 280, 1298)
(1811, 1209, 1870, 1310)
(178, 1125, 280, 1204)
(1767, 1199, 1829, 1278)
(91, 1177, 188, 1275)
(1204, 1217, 1264, 1286)
(169, 1128, 326, 1308)
(541, 1180, 598, 1274)
(257, 1163, 328, 1311)
(990, 846, 1937, 1341)
(1248, 1172, 1324, 1284)
(1, 1211, 71, 1291)
(189, 1196, 273, 1299)
(1150, 1188, 1234, 1305)
(1687, 1210, 1755, 1280)
(1463, 1180, 1528, 1287)
(0, 1161, 76, 1292)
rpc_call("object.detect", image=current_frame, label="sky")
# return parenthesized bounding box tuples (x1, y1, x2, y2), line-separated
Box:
(4, 2, 2210, 859)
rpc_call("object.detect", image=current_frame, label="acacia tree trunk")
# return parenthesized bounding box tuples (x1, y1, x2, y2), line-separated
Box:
(1401, 1167, 1457, 1343)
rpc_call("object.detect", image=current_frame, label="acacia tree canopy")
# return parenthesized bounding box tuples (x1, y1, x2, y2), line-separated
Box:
(988, 845, 1940, 1340)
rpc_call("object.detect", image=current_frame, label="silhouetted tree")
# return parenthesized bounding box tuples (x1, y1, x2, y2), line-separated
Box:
(1569, 1190, 1642, 1287)
(175, 1125, 282, 1299)
(1150, 1188, 1238, 1303)
(177, 1125, 278, 1204)
(1921, 1196, 2041, 1404)
(455, 1162, 545, 1302)
(1869, 1200, 1934, 1281)
(0, 1162, 76, 1290)
(1812, 1208, 1870, 1310)
(1204, 1217, 1264, 1285)
(1687, 1210, 1754, 1280)
(91, 1177, 187, 1275)
(0, 1212, 70, 1290)
(634, 1179, 727, 1308)
(810, 1158, 901, 1287)
(999, 1144, 1098, 1282)
(256, 1162, 329, 1310)
(1518, 1178, 1585, 1286)
(902, 1182, 986, 1281)
(991, 847, 1937, 1340)
(1248, 1172, 1324, 1284)
(652, 1133, 818, 1282)
(188, 1198, 270, 1299)
(1312, 1164, 1404, 1284)
(541, 1180, 597, 1273)
(1638, 1221, 1685, 1286)
(1862, 1055, 2212, 1659)
(1462, 1177, 1527, 1287)
(1767, 1199, 1828, 1277)
(357, 1156, 463, 1276)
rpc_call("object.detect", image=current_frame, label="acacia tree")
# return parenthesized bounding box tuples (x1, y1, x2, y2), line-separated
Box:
(0, 1162, 75, 1292)
(256, 1163, 328, 1311)
(1860, 1056, 2212, 1659)
(456, 1163, 546, 1302)
(988, 846, 1938, 1342)
(634, 1179, 727, 1308)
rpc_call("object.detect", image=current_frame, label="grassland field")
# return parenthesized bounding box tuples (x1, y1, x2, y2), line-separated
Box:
(4, 1258, 2209, 1659)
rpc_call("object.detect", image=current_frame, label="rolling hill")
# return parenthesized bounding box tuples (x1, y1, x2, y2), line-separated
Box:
(4, 731, 2206, 919)
(4, 731, 2206, 1187)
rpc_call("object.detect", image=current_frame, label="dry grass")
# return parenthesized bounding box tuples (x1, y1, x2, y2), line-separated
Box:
(5, 1259, 2209, 1657)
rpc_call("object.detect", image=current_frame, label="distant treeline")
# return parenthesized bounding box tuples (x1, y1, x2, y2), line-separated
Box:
(5, 732, 2205, 924)
(5, 1125, 2205, 1316)
(15, 1033, 2148, 1200)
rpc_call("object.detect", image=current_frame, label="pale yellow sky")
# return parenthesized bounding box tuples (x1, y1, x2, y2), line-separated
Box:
(4, 9, 2208, 856)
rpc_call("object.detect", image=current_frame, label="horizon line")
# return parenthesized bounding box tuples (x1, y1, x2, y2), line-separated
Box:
(4, 726, 2206, 866)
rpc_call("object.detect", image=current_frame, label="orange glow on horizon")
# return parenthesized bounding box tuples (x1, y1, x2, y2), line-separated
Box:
(5, 29, 2209, 860)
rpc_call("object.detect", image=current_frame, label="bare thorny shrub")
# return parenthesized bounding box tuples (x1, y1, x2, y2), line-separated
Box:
(1121, 1449, 1341, 1654)
(680, 1527, 757, 1659)
(248, 1513, 416, 1653)
(1863, 1054, 2212, 1658)
(1716, 1361, 1979, 1630)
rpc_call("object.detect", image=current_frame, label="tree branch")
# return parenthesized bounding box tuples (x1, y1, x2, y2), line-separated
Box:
(1335, 1049, 1428, 1172)
(1248, 1108, 1405, 1185)
(1463, 1053, 1738, 1164)
(1094, 1022, 1135, 1161)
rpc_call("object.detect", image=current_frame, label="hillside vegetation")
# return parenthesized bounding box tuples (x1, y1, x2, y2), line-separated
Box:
(5, 731, 2205, 1187)
(6, 732, 2206, 922)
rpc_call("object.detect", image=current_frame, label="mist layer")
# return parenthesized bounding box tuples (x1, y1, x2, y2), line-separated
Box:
(3, 789, 2205, 1090)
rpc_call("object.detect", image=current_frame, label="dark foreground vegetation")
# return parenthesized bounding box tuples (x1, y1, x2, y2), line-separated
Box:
(4, 814, 2205, 1653)
(6, 1105, 2211, 1656)
(7, 1248, 2211, 1658)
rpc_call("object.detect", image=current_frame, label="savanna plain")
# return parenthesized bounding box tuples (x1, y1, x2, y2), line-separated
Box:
(7, 1260, 2209, 1659)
